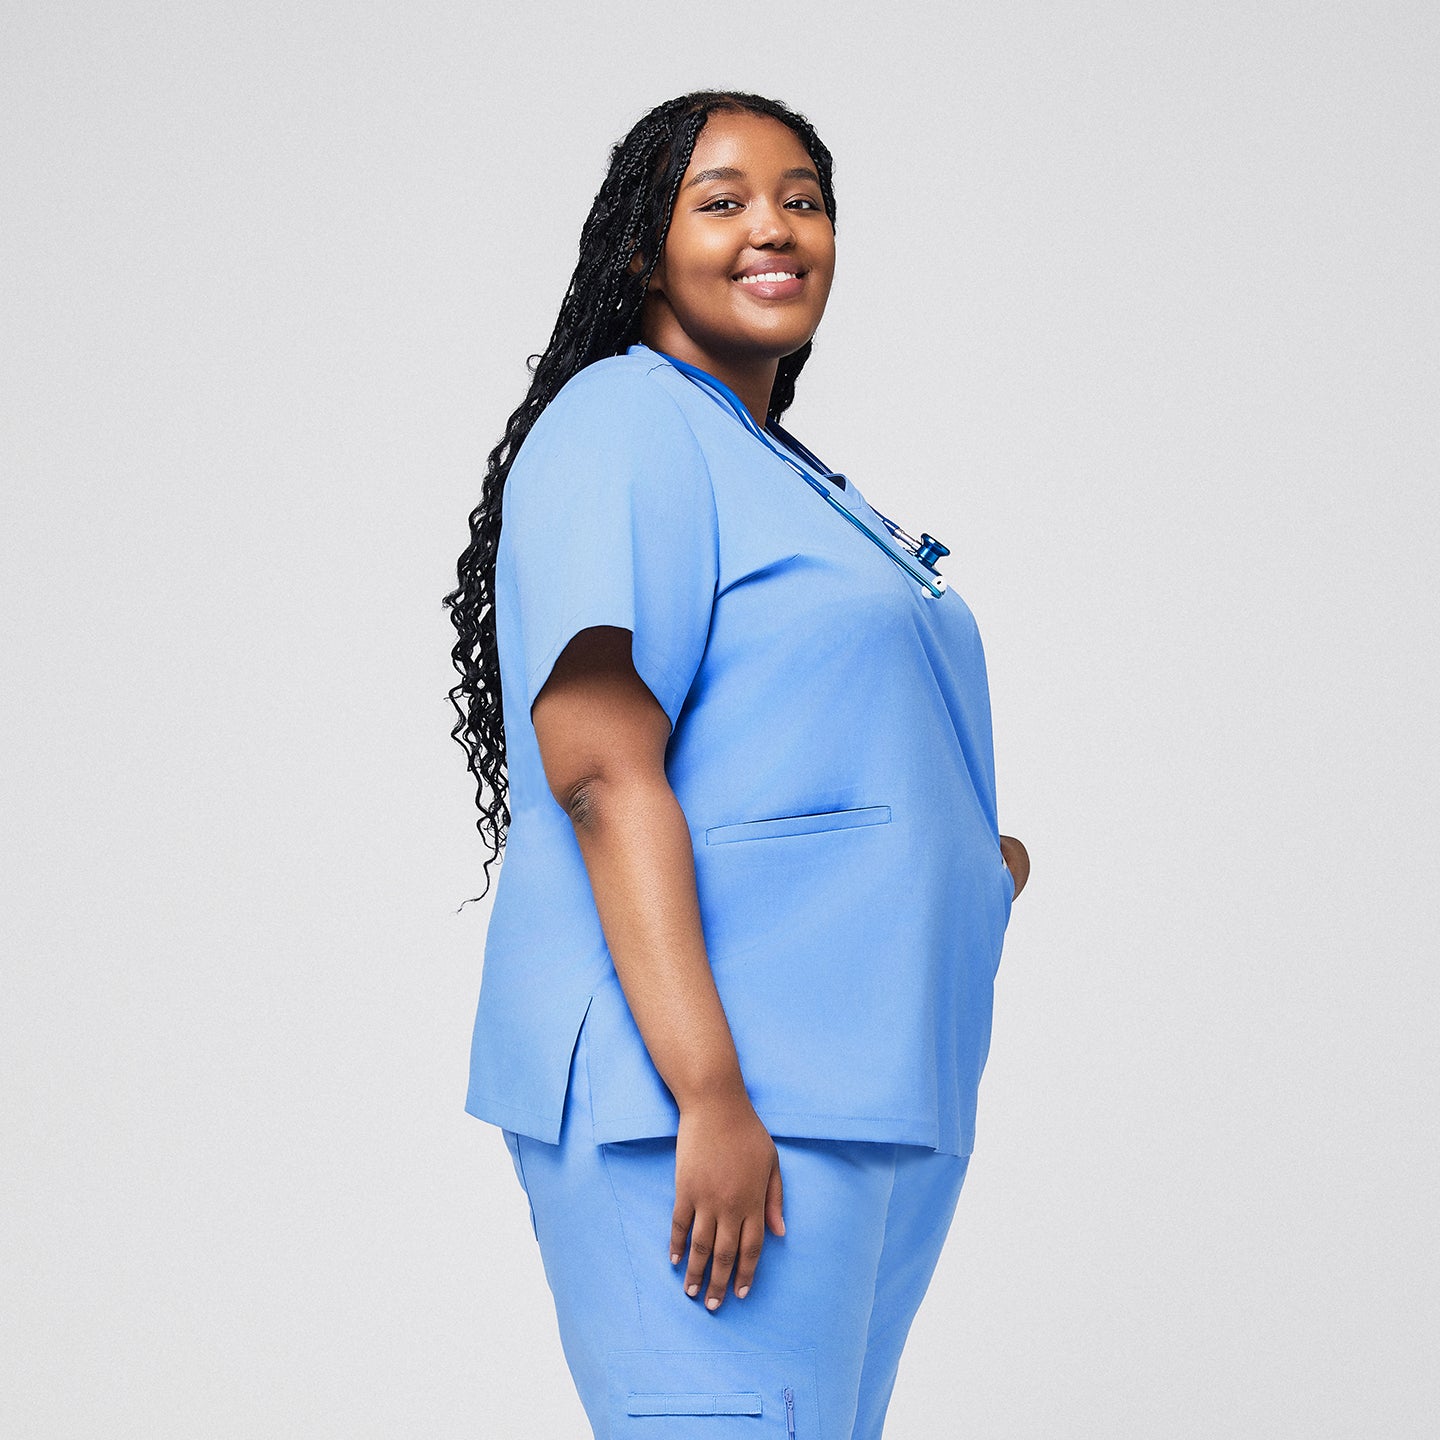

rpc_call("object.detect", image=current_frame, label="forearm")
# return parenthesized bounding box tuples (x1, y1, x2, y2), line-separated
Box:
(567, 772, 749, 1112)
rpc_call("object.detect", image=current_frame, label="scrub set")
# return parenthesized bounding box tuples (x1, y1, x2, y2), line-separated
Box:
(468, 344, 1015, 1436)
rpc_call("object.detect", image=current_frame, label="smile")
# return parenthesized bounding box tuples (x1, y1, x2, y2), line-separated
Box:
(735, 270, 803, 285)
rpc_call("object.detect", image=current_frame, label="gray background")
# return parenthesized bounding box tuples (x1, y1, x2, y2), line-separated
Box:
(4, 2, 1436, 1436)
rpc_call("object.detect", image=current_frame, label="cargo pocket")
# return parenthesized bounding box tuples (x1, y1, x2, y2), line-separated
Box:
(500, 1128, 539, 1242)
(607, 1347, 820, 1436)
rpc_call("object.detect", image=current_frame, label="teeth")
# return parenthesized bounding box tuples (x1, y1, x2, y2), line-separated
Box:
(736, 271, 800, 284)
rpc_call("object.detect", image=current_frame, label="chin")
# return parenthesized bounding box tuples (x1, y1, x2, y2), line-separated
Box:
(731, 325, 820, 358)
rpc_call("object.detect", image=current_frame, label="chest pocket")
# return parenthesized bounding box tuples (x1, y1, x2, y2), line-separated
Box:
(704, 805, 892, 846)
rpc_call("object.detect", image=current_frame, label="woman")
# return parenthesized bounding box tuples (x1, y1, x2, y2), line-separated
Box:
(445, 90, 1028, 1438)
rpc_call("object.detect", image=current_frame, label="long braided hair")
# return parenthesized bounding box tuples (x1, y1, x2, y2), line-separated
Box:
(443, 91, 837, 899)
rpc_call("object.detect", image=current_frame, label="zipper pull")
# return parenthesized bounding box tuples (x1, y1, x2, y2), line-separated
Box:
(785, 1384, 796, 1437)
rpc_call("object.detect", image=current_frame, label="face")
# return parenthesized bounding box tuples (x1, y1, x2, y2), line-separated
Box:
(637, 110, 836, 379)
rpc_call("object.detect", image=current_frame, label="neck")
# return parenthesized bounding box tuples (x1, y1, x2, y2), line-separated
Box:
(639, 324, 777, 428)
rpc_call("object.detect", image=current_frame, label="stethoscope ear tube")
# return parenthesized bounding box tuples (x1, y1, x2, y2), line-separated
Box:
(656, 351, 950, 599)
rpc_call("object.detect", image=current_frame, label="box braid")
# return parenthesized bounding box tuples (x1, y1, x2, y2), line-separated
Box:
(444, 91, 837, 900)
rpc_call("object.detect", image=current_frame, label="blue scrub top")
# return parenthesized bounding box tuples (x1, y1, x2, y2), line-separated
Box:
(466, 342, 1013, 1158)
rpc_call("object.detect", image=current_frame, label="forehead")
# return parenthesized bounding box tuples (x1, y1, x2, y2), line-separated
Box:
(684, 110, 814, 176)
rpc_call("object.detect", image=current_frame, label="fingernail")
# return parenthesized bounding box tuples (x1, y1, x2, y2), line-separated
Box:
(706, 1297, 720, 1310)
(671, 1253, 680, 1265)
(737, 1285, 750, 1299)
(686, 1283, 699, 1297)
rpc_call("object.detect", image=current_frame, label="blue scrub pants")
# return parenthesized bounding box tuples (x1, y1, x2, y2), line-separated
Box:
(500, 1019, 970, 1438)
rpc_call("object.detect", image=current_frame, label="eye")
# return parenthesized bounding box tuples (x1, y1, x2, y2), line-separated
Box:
(699, 197, 742, 212)
(786, 196, 823, 210)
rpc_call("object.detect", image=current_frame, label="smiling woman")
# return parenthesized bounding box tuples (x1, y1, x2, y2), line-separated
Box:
(444, 89, 1029, 1438)
(630, 111, 835, 424)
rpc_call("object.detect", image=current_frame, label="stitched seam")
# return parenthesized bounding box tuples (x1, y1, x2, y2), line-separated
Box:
(587, 1015, 650, 1345)
(522, 362, 719, 729)
(525, 607, 691, 727)
(594, 1107, 940, 1127)
(598, 1138, 652, 1349)
(642, 363, 723, 596)
(469, 1096, 561, 1122)
(853, 1145, 901, 1406)
(510, 1132, 539, 1239)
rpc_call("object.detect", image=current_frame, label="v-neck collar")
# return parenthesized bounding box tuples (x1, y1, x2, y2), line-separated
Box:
(626, 345, 947, 599)
(630, 343, 849, 493)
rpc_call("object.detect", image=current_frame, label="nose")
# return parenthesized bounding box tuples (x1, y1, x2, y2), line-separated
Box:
(747, 198, 798, 250)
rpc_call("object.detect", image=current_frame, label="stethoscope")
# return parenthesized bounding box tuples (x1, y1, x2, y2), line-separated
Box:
(652, 348, 951, 599)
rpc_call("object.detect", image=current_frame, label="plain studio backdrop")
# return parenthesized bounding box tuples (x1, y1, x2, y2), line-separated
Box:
(3, 3, 1436, 1436)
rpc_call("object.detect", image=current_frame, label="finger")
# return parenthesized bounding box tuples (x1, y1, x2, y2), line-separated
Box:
(734, 1212, 764, 1300)
(705, 1219, 742, 1310)
(684, 1213, 715, 1299)
(766, 1156, 786, 1236)
(670, 1202, 694, 1267)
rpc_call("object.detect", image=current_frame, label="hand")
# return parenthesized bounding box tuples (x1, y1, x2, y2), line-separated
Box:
(999, 833, 1030, 899)
(671, 1091, 785, 1311)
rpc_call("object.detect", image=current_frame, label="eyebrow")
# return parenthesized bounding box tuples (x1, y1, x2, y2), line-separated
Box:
(683, 164, 822, 190)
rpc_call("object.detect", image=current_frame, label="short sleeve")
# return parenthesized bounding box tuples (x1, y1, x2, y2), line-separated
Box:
(499, 359, 720, 732)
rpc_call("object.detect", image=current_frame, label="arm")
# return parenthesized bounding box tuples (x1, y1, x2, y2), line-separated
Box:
(531, 624, 785, 1310)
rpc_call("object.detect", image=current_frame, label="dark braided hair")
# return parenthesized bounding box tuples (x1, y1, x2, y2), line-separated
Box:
(443, 91, 837, 900)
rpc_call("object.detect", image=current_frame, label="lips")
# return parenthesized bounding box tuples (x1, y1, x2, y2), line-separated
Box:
(732, 259, 808, 281)
(731, 261, 807, 300)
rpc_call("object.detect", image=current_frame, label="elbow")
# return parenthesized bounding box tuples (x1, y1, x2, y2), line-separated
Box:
(559, 773, 605, 832)
(554, 766, 671, 837)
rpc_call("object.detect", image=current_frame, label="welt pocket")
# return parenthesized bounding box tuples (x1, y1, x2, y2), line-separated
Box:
(625, 1391, 762, 1416)
(608, 1346, 819, 1435)
(704, 804, 892, 846)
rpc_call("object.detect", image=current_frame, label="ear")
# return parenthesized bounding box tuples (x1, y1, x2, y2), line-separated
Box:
(627, 243, 663, 293)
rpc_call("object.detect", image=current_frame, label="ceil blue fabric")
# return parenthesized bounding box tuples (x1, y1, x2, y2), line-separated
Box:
(467, 342, 1014, 1157)
(500, 1013, 970, 1438)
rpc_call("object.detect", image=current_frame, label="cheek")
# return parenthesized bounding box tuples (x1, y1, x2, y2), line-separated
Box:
(670, 245, 740, 310)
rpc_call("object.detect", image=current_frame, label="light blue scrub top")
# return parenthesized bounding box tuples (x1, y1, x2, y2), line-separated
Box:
(466, 343, 1013, 1158)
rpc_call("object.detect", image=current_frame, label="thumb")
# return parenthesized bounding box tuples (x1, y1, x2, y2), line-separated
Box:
(766, 1157, 786, 1236)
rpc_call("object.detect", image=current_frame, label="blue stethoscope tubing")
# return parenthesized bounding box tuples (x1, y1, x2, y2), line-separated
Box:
(655, 350, 951, 599)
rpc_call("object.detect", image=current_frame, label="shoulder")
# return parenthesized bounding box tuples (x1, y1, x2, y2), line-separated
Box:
(505, 353, 715, 518)
(530, 352, 697, 445)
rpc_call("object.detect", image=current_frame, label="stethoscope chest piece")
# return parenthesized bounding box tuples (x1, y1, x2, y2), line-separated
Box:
(916, 534, 950, 573)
